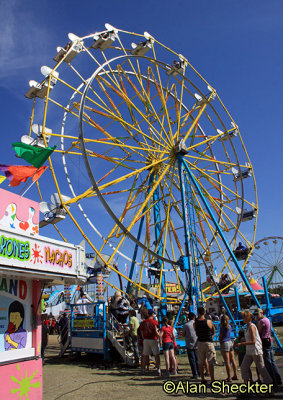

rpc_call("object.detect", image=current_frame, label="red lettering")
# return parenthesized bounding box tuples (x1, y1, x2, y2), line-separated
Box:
(19, 280, 27, 300)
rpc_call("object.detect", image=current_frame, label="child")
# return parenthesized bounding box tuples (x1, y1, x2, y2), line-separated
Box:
(233, 329, 246, 367)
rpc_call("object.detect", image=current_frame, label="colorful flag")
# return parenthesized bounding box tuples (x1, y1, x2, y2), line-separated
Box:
(12, 142, 56, 168)
(0, 176, 6, 184)
(0, 165, 48, 187)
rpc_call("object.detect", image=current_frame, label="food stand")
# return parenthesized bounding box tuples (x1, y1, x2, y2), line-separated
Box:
(0, 189, 87, 399)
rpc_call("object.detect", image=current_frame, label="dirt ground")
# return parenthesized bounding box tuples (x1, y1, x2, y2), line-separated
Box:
(43, 334, 283, 400)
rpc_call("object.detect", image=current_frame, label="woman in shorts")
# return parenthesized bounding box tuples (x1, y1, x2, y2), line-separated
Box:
(160, 317, 177, 377)
(219, 314, 238, 382)
(240, 311, 272, 385)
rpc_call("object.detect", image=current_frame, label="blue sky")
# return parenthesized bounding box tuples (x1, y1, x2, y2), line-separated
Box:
(0, 0, 282, 269)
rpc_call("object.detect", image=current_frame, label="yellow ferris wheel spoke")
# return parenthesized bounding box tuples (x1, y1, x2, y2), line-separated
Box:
(158, 177, 188, 258)
(81, 104, 169, 153)
(116, 28, 172, 150)
(164, 164, 231, 258)
(164, 167, 233, 243)
(147, 67, 173, 143)
(103, 65, 172, 149)
(135, 63, 173, 150)
(65, 156, 169, 206)
(96, 177, 141, 259)
(98, 156, 170, 192)
(104, 160, 173, 268)
(186, 159, 255, 208)
(150, 42, 174, 141)
(191, 188, 230, 233)
(175, 69, 187, 141)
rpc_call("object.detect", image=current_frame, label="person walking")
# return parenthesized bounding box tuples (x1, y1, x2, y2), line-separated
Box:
(58, 313, 69, 357)
(194, 306, 216, 384)
(240, 311, 272, 385)
(183, 312, 199, 379)
(254, 308, 282, 389)
(41, 316, 49, 363)
(219, 314, 238, 381)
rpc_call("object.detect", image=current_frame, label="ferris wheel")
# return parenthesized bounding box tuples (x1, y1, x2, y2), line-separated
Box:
(247, 237, 283, 292)
(23, 23, 258, 304)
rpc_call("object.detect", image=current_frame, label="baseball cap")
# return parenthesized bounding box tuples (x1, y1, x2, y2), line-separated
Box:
(148, 309, 155, 315)
(253, 308, 263, 315)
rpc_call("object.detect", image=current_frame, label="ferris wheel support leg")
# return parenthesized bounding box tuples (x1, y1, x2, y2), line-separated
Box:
(262, 276, 283, 351)
(181, 158, 262, 309)
(177, 156, 194, 311)
(153, 184, 167, 317)
(173, 286, 191, 329)
(234, 286, 241, 318)
(126, 214, 146, 294)
(263, 276, 272, 311)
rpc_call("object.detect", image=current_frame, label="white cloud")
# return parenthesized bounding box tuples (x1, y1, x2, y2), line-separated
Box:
(0, 2, 55, 84)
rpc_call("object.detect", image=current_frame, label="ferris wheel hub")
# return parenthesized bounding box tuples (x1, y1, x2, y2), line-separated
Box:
(174, 139, 188, 156)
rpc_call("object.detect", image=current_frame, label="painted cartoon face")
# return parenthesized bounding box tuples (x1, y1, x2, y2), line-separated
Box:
(9, 312, 23, 331)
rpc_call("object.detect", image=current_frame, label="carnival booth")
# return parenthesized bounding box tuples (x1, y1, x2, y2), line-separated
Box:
(0, 189, 87, 400)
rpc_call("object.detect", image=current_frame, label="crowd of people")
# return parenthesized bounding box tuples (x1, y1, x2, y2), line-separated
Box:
(181, 307, 281, 392)
(108, 292, 281, 393)
(40, 289, 282, 397)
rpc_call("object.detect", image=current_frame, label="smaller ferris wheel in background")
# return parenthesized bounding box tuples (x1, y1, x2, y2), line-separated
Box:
(248, 236, 283, 294)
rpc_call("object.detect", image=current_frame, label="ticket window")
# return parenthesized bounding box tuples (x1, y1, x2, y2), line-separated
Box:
(0, 277, 35, 363)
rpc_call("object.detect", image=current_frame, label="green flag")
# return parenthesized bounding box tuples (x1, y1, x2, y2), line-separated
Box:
(12, 142, 56, 169)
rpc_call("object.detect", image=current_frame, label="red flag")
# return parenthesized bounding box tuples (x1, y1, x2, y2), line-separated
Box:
(32, 166, 48, 182)
(0, 165, 48, 187)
